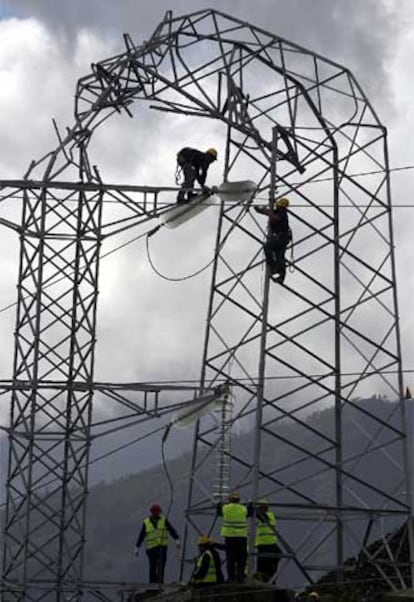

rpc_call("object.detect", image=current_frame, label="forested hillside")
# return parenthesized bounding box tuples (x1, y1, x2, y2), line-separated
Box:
(82, 396, 408, 586)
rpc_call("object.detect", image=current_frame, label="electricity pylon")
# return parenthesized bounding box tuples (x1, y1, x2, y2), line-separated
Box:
(0, 8, 410, 600)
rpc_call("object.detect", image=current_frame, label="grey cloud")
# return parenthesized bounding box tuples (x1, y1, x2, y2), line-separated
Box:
(1, 0, 411, 391)
(7, 0, 408, 108)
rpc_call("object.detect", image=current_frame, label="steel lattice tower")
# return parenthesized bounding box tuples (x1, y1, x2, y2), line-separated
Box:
(0, 8, 411, 600)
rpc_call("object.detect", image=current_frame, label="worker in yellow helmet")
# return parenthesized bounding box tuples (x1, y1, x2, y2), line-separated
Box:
(175, 147, 218, 203)
(296, 590, 321, 601)
(217, 491, 253, 583)
(190, 535, 225, 586)
(255, 498, 282, 582)
(253, 197, 292, 284)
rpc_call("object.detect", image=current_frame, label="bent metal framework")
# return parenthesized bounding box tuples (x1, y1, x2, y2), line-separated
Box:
(0, 9, 411, 601)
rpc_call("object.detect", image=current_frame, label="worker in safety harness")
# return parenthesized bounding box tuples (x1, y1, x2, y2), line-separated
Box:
(175, 147, 218, 203)
(217, 491, 253, 583)
(134, 503, 180, 583)
(190, 535, 225, 587)
(254, 197, 292, 284)
(255, 498, 282, 582)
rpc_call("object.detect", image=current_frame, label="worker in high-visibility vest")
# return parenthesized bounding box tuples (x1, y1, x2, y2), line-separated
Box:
(255, 498, 282, 582)
(134, 503, 180, 583)
(190, 535, 224, 586)
(217, 491, 253, 583)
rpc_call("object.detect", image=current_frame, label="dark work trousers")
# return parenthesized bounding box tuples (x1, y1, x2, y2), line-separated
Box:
(224, 537, 247, 583)
(177, 161, 198, 203)
(263, 232, 290, 280)
(257, 543, 282, 581)
(146, 546, 168, 583)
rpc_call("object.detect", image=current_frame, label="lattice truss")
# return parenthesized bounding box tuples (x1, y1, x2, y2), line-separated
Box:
(0, 7, 409, 599)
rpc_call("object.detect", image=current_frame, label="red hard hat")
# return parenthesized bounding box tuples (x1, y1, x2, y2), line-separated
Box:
(150, 503, 161, 515)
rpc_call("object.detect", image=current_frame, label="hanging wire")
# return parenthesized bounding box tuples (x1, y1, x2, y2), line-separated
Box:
(0, 368, 412, 393)
(2, 162, 414, 205)
(145, 231, 222, 282)
(161, 424, 175, 520)
(144, 193, 248, 281)
(0, 422, 168, 511)
(0, 222, 158, 317)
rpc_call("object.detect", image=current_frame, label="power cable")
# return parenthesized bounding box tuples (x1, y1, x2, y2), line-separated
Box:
(29, 368, 409, 387)
(161, 424, 175, 521)
(0, 372, 412, 397)
(0, 422, 168, 511)
(0, 379, 410, 589)
(144, 191, 242, 282)
(254, 201, 414, 207)
(1, 194, 414, 208)
(0, 180, 412, 315)
(0, 192, 411, 540)
(145, 230, 223, 282)
(0, 222, 157, 317)
(0, 197, 222, 312)
(301, 163, 414, 184)
(1, 162, 414, 206)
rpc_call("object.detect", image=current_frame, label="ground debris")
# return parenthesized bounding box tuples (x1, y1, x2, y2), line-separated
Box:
(125, 582, 294, 601)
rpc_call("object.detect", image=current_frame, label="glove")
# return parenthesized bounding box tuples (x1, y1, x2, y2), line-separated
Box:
(202, 186, 211, 195)
(133, 546, 139, 558)
(175, 539, 181, 549)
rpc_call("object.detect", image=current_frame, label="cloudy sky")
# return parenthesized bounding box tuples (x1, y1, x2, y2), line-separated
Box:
(0, 0, 413, 408)
(0, 4, 413, 587)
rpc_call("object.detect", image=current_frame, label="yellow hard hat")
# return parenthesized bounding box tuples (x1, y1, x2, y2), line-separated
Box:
(308, 593, 320, 600)
(206, 148, 218, 159)
(258, 498, 269, 506)
(276, 197, 290, 209)
(198, 535, 211, 546)
(229, 491, 241, 501)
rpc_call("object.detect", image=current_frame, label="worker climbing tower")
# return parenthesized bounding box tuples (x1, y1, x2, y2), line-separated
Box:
(0, 8, 410, 600)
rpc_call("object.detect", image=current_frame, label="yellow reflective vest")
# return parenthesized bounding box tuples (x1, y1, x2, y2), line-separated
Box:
(192, 550, 217, 583)
(220, 503, 248, 538)
(255, 511, 277, 546)
(144, 516, 169, 549)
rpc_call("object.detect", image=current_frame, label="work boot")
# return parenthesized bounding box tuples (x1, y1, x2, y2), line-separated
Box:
(177, 190, 187, 204)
